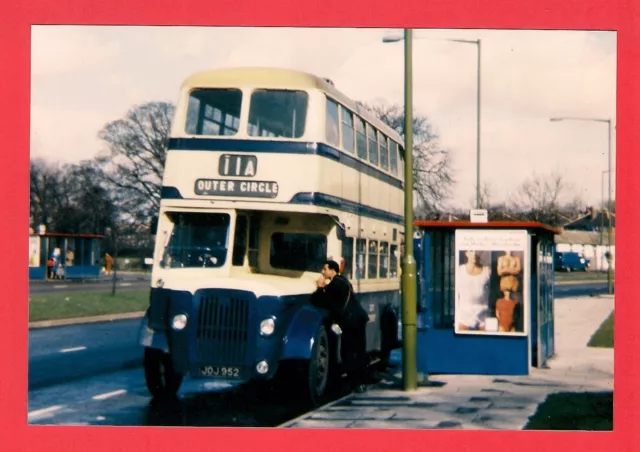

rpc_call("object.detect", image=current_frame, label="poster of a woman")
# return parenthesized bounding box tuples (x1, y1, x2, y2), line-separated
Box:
(455, 230, 529, 336)
(456, 249, 492, 331)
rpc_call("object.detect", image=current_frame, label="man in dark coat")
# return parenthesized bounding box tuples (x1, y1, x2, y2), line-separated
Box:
(312, 260, 368, 393)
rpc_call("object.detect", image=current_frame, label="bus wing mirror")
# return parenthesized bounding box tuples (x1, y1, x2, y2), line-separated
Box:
(150, 216, 158, 235)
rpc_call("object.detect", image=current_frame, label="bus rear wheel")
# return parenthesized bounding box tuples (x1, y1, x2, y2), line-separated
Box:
(143, 347, 183, 399)
(380, 308, 400, 369)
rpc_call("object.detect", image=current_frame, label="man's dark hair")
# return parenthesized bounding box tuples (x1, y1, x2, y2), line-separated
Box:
(324, 260, 340, 273)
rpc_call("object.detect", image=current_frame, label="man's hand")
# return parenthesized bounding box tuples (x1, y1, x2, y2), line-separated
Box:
(316, 276, 327, 288)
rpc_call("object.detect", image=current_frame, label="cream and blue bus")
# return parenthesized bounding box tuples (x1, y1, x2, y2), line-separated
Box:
(138, 67, 406, 403)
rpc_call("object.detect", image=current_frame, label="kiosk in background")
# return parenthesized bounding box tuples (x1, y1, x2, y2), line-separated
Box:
(29, 226, 104, 280)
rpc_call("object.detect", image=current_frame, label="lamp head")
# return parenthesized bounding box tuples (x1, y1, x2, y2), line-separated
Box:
(382, 35, 404, 43)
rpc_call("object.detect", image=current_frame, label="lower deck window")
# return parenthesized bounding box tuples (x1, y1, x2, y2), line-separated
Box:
(380, 241, 389, 278)
(355, 239, 366, 280)
(341, 237, 354, 279)
(368, 240, 379, 278)
(390, 244, 399, 278)
(270, 233, 327, 272)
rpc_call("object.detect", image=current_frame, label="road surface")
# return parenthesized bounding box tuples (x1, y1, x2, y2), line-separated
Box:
(27, 281, 610, 426)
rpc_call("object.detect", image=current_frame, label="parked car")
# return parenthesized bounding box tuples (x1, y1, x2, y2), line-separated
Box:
(554, 251, 590, 272)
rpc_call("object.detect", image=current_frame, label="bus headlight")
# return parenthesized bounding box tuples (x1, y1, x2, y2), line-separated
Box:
(171, 314, 188, 331)
(256, 361, 269, 374)
(260, 318, 275, 336)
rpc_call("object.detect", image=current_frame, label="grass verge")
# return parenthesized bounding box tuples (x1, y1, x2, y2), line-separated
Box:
(524, 391, 613, 430)
(29, 290, 149, 322)
(588, 312, 614, 348)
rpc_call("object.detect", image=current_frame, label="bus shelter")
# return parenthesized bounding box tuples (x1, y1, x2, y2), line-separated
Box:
(29, 231, 104, 280)
(412, 221, 558, 376)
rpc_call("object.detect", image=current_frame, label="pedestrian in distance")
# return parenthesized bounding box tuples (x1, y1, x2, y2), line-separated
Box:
(104, 253, 113, 275)
(311, 259, 370, 394)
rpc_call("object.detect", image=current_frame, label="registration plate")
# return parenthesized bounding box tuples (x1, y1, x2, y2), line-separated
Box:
(200, 365, 242, 378)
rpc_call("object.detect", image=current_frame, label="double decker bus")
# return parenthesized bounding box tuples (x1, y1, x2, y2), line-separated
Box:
(138, 67, 406, 403)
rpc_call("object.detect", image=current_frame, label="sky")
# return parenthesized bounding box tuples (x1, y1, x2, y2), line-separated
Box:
(30, 26, 617, 209)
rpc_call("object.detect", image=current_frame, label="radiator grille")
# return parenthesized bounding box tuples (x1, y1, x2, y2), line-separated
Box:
(196, 294, 250, 365)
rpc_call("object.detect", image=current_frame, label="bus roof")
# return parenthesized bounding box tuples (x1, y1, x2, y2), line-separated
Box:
(181, 67, 404, 144)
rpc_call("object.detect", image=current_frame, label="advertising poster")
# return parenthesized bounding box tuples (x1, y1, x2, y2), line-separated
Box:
(455, 229, 529, 336)
(29, 236, 40, 267)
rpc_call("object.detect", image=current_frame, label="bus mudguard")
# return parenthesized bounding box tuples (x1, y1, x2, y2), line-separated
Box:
(138, 310, 169, 353)
(280, 304, 328, 361)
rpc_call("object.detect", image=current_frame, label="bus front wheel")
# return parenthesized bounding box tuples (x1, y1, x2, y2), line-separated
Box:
(277, 325, 330, 406)
(307, 324, 330, 404)
(143, 347, 183, 398)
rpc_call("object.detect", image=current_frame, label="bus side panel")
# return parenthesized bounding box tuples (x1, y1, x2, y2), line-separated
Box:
(359, 290, 401, 353)
(280, 305, 328, 361)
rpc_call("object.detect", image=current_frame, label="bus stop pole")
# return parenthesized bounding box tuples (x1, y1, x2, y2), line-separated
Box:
(401, 28, 418, 391)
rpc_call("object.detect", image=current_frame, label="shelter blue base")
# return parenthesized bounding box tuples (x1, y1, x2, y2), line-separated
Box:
(64, 265, 101, 280)
(29, 265, 101, 281)
(29, 267, 46, 280)
(416, 329, 529, 375)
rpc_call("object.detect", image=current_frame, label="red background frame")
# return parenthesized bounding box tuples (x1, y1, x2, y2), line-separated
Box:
(1, 0, 637, 450)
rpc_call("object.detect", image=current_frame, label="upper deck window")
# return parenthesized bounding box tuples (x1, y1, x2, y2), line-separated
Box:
(367, 124, 379, 166)
(340, 107, 355, 153)
(186, 89, 242, 136)
(248, 89, 308, 139)
(379, 132, 389, 171)
(389, 141, 398, 174)
(325, 98, 340, 146)
(355, 117, 367, 160)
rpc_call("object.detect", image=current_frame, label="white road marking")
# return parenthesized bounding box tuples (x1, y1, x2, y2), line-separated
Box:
(60, 346, 87, 353)
(28, 405, 63, 419)
(92, 389, 127, 400)
(53, 285, 69, 289)
(120, 283, 132, 287)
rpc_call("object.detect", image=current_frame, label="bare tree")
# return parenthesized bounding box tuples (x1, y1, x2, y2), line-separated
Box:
(359, 101, 455, 216)
(30, 158, 118, 234)
(30, 158, 58, 229)
(97, 101, 174, 232)
(510, 172, 574, 226)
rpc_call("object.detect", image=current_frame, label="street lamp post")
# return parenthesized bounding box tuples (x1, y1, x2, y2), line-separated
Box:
(382, 30, 418, 391)
(401, 29, 418, 392)
(382, 30, 482, 391)
(600, 170, 609, 247)
(550, 117, 614, 294)
(382, 33, 482, 208)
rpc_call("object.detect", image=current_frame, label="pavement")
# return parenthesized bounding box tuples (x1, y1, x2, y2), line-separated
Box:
(280, 294, 614, 430)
